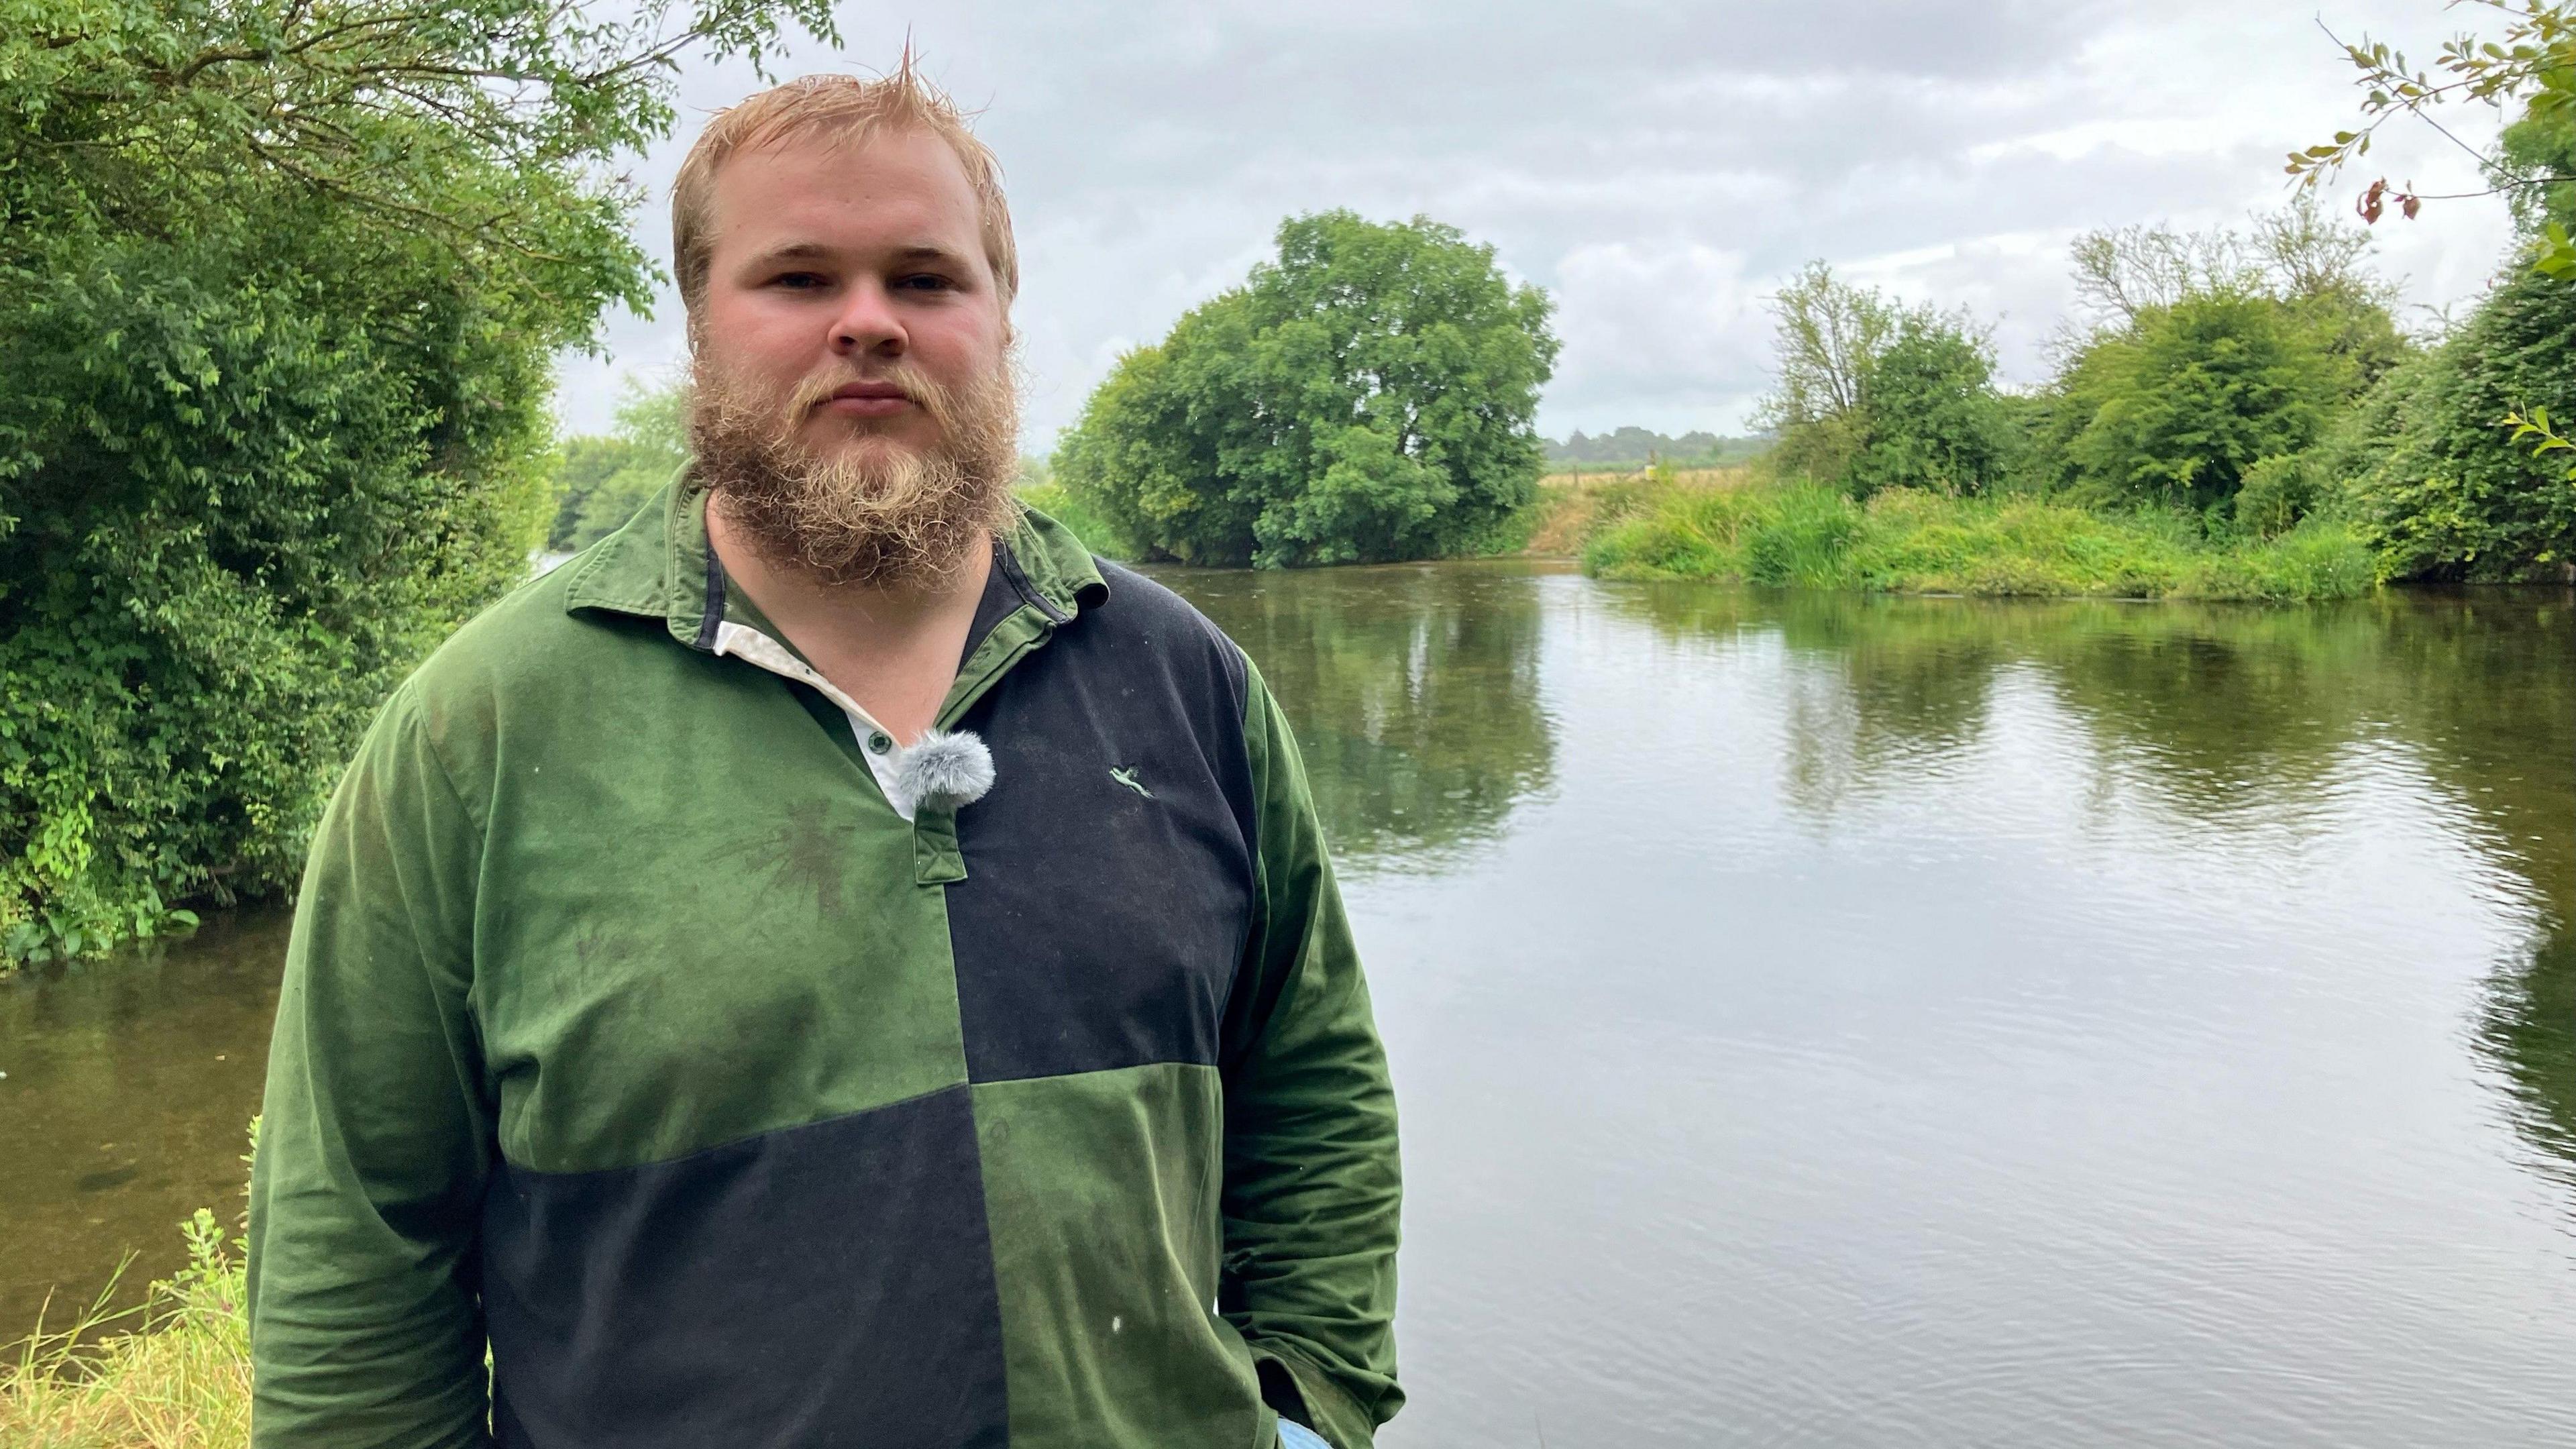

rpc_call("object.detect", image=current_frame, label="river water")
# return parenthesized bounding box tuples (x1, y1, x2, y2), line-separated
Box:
(5, 564, 2572, 1446)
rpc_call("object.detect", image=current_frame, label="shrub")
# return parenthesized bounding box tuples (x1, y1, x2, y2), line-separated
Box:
(0, 0, 833, 965)
(1754, 262, 2017, 498)
(2336, 260, 2576, 582)
(2058, 291, 2357, 514)
(1843, 321, 2019, 499)
(2234, 452, 2325, 538)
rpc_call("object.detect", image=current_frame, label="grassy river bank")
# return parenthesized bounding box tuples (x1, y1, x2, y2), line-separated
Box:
(1026, 467, 2383, 603)
(1536, 468, 2379, 602)
(2, 1203, 248, 1448)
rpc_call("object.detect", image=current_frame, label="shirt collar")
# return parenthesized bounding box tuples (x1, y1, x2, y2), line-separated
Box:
(561, 472, 1112, 645)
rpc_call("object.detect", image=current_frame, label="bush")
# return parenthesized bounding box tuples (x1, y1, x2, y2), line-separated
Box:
(0, 0, 833, 965)
(1755, 262, 2017, 498)
(0, 245, 553, 965)
(1057, 211, 1559, 568)
(2335, 258, 2576, 582)
(2058, 291, 2357, 514)
(2233, 452, 2324, 538)
(1842, 319, 2020, 499)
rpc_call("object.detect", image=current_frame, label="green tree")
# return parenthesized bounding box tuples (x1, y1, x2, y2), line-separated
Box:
(1754, 262, 1897, 484)
(1756, 263, 2015, 498)
(0, 0, 832, 965)
(1844, 317, 2019, 498)
(2058, 291, 2357, 515)
(1057, 211, 1559, 568)
(2065, 199, 2408, 384)
(549, 378, 691, 552)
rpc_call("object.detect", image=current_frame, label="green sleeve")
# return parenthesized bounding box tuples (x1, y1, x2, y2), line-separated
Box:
(247, 680, 495, 1448)
(1222, 656, 1405, 1449)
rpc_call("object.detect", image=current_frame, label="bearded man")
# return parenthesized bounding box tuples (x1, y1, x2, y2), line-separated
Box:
(245, 66, 1401, 1449)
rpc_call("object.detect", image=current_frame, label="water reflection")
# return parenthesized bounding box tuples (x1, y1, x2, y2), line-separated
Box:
(1610, 584, 2576, 1199)
(1157, 561, 1558, 875)
(2488, 927, 2576, 1189)
(9, 568, 2573, 1445)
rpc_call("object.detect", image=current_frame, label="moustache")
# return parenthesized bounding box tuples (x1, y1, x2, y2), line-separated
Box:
(784, 365, 957, 429)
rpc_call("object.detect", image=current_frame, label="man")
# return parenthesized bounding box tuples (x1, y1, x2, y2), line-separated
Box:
(246, 64, 1401, 1449)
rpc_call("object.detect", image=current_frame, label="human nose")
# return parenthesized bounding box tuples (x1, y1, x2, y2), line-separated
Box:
(827, 278, 906, 358)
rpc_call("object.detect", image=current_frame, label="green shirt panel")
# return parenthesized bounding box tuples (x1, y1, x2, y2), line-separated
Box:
(423, 592, 972, 1173)
(973, 1063, 1271, 1449)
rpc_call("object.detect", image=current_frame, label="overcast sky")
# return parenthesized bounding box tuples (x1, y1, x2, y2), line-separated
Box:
(553, 0, 2521, 448)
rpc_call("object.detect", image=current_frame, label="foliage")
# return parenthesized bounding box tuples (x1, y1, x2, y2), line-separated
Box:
(2294, 0, 2576, 482)
(1843, 318, 2021, 499)
(2335, 260, 2576, 580)
(1754, 262, 1897, 483)
(1, 0, 834, 966)
(2292, 0, 2576, 274)
(0, 1123, 255, 1448)
(2502, 406, 2576, 482)
(1756, 263, 2017, 498)
(2499, 99, 2576, 244)
(2039, 207, 2406, 522)
(547, 379, 690, 553)
(2054, 290, 2360, 515)
(2233, 451, 2328, 537)
(1015, 480, 1134, 560)
(2070, 199, 2402, 362)
(1580, 473, 2375, 601)
(1057, 211, 1560, 568)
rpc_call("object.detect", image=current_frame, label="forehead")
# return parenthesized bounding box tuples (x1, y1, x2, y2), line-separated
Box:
(706, 126, 985, 259)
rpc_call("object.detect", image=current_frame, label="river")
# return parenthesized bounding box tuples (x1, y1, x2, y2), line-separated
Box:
(5, 563, 2571, 1446)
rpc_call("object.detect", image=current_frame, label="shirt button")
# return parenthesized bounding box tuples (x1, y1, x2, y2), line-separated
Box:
(868, 731, 893, 755)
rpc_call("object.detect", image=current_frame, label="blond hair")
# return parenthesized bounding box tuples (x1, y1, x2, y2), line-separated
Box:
(672, 60, 1017, 326)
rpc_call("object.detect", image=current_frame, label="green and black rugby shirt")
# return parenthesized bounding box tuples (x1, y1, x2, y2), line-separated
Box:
(245, 480, 1403, 1449)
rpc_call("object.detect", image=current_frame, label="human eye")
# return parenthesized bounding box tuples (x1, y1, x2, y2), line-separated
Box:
(767, 270, 829, 291)
(894, 272, 959, 292)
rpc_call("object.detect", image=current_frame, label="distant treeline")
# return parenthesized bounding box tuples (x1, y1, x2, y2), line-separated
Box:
(1545, 428, 1768, 469)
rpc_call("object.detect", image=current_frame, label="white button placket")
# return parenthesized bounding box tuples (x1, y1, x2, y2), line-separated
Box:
(709, 621, 917, 818)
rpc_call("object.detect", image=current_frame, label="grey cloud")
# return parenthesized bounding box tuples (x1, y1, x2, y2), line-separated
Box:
(557, 0, 2515, 445)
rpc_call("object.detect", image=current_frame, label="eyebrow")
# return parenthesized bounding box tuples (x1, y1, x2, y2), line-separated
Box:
(743, 241, 971, 269)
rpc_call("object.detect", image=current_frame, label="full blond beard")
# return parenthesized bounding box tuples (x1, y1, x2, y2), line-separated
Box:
(689, 349, 1022, 590)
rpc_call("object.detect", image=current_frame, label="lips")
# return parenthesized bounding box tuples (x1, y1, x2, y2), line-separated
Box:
(814, 378, 917, 419)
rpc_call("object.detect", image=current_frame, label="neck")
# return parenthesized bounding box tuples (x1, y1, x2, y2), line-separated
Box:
(702, 492, 997, 747)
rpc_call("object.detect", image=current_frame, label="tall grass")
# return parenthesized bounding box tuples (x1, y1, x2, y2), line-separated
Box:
(0, 1214, 250, 1449)
(1581, 475, 2377, 602)
(1523, 465, 1755, 559)
(1, 1128, 254, 1449)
